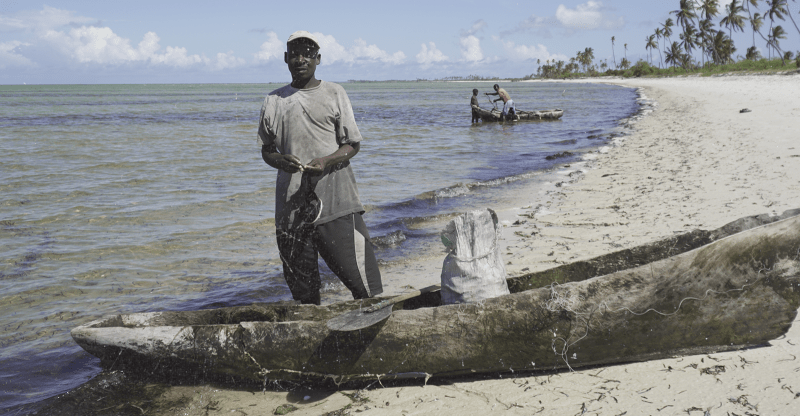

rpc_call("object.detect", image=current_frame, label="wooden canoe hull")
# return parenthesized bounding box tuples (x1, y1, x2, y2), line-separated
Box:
(474, 106, 563, 122)
(72, 210, 800, 383)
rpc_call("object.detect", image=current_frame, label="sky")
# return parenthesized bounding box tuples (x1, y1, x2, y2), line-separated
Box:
(1, 0, 799, 84)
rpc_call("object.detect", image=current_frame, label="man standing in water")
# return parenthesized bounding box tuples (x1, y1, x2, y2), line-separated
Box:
(258, 30, 383, 305)
(486, 84, 516, 121)
(470, 88, 480, 123)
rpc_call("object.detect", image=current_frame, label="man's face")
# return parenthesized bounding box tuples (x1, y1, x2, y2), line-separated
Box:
(285, 40, 320, 82)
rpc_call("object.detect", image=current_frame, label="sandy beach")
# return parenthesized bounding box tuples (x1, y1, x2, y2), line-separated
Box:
(39, 74, 800, 415)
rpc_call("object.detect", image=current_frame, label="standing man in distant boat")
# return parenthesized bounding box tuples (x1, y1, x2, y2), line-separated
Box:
(486, 84, 516, 121)
(470, 88, 480, 123)
(258, 30, 383, 305)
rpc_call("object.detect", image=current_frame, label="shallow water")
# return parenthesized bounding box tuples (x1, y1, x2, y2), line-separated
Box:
(0, 81, 638, 411)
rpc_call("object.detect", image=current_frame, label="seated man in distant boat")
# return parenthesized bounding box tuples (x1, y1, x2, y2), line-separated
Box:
(258, 30, 383, 305)
(470, 88, 480, 123)
(485, 84, 516, 121)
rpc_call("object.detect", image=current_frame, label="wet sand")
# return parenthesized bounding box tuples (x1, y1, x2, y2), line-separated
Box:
(33, 73, 800, 415)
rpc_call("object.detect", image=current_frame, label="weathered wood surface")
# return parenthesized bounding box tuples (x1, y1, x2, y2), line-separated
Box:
(72, 210, 800, 383)
(474, 107, 563, 122)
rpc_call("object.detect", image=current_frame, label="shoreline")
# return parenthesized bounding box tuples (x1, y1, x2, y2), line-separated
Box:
(23, 73, 800, 415)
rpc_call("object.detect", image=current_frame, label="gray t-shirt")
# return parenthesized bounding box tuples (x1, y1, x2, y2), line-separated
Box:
(258, 81, 365, 229)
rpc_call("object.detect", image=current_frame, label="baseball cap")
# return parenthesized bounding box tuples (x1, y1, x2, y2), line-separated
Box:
(287, 30, 319, 48)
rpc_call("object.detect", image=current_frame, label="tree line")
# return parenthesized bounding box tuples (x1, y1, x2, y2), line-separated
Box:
(536, 0, 799, 78)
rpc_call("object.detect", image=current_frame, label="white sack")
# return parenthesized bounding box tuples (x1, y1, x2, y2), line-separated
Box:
(440, 209, 510, 304)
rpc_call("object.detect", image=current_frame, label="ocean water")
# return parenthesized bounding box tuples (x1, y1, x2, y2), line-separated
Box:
(0, 81, 639, 411)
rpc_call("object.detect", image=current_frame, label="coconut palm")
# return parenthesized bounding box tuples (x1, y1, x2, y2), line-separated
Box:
(665, 41, 685, 68)
(697, 18, 718, 65)
(746, 45, 763, 60)
(699, 0, 720, 20)
(711, 30, 737, 63)
(611, 36, 617, 68)
(767, 25, 788, 62)
(766, 0, 788, 34)
(581, 47, 595, 72)
(697, 0, 721, 65)
(679, 24, 699, 65)
(646, 34, 658, 65)
(624, 43, 628, 62)
(661, 18, 675, 62)
(720, 0, 748, 42)
(750, 12, 766, 48)
(763, 1, 788, 59)
(661, 18, 675, 44)
(671, 0, 698, 32)
(784, 1, 800, 36)
(654, 28, 665, 67)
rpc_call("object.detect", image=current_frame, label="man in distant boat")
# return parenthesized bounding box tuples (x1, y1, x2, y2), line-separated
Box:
(470, 88, 480, 123)
(258, 30, 383, 305)
(485, 84, 516, 121)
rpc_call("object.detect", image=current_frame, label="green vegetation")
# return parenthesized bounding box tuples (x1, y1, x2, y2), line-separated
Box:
(534, 0, 800, 79)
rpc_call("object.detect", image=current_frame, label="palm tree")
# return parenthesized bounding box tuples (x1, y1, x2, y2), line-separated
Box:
(662, 18, 675, 44)
(721, 0, 748, 41)
(784, 0, 800, 36)
(582, 47, 595, 72)
(646, 34, 658, 65)
(711, 31, 737, 63)
(654, 28, 665, 67)
(697, 18, 717, 65)
(624, 43, 628, 62)
(679, 24, 699, 66)
(698, 0, 721, 65)
(665, 41, 685, 68)
(764, 0, 788, 59)
(767, 25, 788, 62)
(750, 12, 766, 48)
(661, 18, 675, 63)
(611, 36, 617, 68)
(671, 0, 698, 31)
(746, 45, 763, 60)
(699, 0, 720, 21)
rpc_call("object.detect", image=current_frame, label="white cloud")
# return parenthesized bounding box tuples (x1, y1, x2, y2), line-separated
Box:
(212, 51, 246, 70)
(351, 39, 406, 64)
(555, 1, 624, 30)
(0, 41, 34, 68)
(148, 45, 206, 67)
(3, 6, 245, 70)
(43, 26, 144, 64)
(0, 5, 93, 33)
(416, 42, 448, 66)
(312, 32, 405, 65)
(460, 35, 483, 62)
(502, 40, 568, 63)
(254, 31, 283, 61)
(41, 26, 244, 69)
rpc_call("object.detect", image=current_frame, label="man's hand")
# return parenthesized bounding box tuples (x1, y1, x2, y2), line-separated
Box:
(304, 158, 326, 176)
(262, 144, 304, 173)
(304, 143, 360, 176)
(276, 154, 304, 173)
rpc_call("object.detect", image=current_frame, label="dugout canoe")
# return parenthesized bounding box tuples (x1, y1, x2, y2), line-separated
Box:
(72, 209, 800, 384)
(474, 106, 563, 122)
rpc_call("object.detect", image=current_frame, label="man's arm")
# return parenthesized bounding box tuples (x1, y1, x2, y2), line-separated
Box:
(305, 142, 360, 176)
(261, 143, 303, 173)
